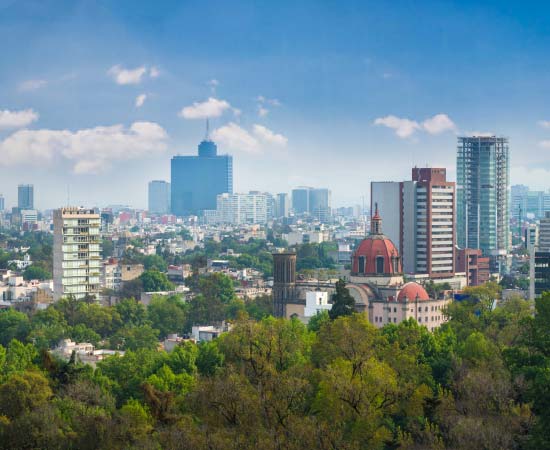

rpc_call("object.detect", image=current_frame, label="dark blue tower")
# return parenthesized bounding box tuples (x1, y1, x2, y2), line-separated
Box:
(171, 125, 233, 216)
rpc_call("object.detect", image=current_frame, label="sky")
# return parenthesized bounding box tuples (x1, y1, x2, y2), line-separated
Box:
(1, 0, 550, 210)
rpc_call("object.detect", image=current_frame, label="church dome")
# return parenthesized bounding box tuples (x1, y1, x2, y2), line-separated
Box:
(397, 282, 430, 302)
(351, 204, 402, 276)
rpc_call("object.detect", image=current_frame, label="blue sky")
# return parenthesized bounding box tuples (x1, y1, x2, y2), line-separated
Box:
(0, 0, 549, 209)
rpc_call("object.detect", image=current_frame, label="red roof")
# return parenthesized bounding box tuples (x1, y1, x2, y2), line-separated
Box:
(351, 234, 402, 275)
(397, 282, 430, 302)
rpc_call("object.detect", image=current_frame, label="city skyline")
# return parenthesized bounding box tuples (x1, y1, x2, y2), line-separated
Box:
(2, 1, 550, 209)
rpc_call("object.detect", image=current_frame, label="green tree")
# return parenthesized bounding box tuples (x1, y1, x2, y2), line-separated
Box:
(328, 279, 355, 320)
(140, 269, 174, 292)
(22, 264, 51, 281)
(110, 324, 160, 351)
(147, 295, 187, 338)
(0, 309, 30, 347)
(0, 371, 52, 419)
(143, 254, 168, 272)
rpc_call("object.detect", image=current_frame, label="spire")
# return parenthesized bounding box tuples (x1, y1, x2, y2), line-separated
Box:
(205, 118, 211, 141)
(371, 202, 382, 235)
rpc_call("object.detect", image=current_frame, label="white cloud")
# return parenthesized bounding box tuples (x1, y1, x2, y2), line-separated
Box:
(374, 115, 420, 138)
(0, 121, 167, 173)
(18, 79, 47, 91)
(108, 65, 148, 85)
(375, 113, 457, 138)
(539, 140, 550, 148)
(0, 109, 39, 130)
(538, 120, 550, 129)
(422, 114, 456, 135)
(212, 122, 288, 153)
(149, 67, 160, 78)
(511, 166, 550, 190)
(135, 94, 147, 108)
(253, 124, 288, 146)
(179, 97, 231, 119)
(256, 96, 281, 117)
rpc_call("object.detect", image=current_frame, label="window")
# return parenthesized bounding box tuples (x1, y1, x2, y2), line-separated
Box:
(418, 317, 422, 322)
(358, 256, 366, 273)
(425, 306, 428, 312)
(393, 307, 397, 312)
(376, 256, 385, 274)
(393, 317, 397, 323)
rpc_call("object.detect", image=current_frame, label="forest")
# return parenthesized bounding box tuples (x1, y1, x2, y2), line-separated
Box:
(0, 284, 549, 449)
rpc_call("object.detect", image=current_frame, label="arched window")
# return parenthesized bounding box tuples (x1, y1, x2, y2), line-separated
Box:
(376, 256, 385, 274)
(358, 256, 366, 273)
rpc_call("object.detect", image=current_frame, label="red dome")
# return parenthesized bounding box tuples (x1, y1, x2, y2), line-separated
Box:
(397, 282, 430, 302)
(351, 234, 402, 275)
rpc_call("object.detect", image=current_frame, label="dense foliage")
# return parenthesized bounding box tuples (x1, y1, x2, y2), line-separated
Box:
(0, 284, 548, 449)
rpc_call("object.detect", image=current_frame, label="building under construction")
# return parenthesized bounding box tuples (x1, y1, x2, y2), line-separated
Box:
(456, 136, 510, 272)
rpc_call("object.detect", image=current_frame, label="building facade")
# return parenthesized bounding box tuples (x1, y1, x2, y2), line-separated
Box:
(511, 184, 550, 220)
(371, 167, 455, 279)
(276, 193, 290, 218)
(53, 207, 101, 301)
(291, 187, 332, 221)
(18, 184, 34, 209)
(456, 136, 510, 271)
(455, 248, 490, 286)
(171, 137, 233, 216)
(530, 211, 550, 299)
(216, 192, 270, 225)
(148, 180, 171, 214)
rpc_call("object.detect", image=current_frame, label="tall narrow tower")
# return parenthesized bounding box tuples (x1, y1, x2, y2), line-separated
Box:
(272, 252, 297, 318)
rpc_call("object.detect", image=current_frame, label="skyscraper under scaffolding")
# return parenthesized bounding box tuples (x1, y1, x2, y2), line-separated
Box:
(456, 136, 510, 272)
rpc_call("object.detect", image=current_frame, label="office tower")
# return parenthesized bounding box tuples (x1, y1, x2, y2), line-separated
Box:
(511, 184, 550, 220)
(216, 192, 269, 224)
(531, 212, 550, 299)
(171, 132, 232, 216)
(371, 167, 456, 278)
(53, 207, 102, 301)
(276, 193, 290, 218)
(291, 187, 332, 222)
(524, 224, 539, 250)
(272, 251, 296, 317)
(18, 184, 34, 209)
(0, 194, 4, 211)
(457, 136, 510, 271)
(148, 180, 171, 214)
(309, 188, 332, 222)
(292, 187, 310, 214)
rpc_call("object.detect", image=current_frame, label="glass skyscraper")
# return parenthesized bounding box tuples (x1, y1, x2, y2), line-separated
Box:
(18, 184, 34, 209)
(171, 137, 233, 216)
(456, 136, 509, 271)
(148, 180, 171, 215)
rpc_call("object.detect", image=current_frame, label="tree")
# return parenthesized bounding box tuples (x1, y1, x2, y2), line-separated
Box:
(143, 254, 168, 272)
(101, 238, 114, 259)
(328, 279, 355, 320)
(0, 371, 52, 419)
(0, 309, 30, 346)
(148, 295, 187, 338)
(110, 324, 160, 351)
(140, 269, 174, 292)
(22, 264, 51, 281)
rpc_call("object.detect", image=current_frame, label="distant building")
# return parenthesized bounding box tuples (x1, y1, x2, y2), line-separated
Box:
(216, 192, 270, 225)
(511, 184, 550, 220)
(18, 184, 34, 209)
(171, 132, 233, 216)
(303, 291, 332, 318)
(0, 194, 4, 211)
(291, 187, 332, 221)
(457, 136, 510, 271)
(276, 193, 290, 218)
(525, 224, 539, 250)
(53, 207, 101, 301)
(148, 180, 171, 214)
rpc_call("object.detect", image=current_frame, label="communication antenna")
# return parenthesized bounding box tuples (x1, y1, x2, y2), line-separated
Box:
(205, 118, 211, 140)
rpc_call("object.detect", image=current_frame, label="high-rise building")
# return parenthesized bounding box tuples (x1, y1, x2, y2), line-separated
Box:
(457, 136, 510, 271)
(455, 248, 490, 286)
(171, 133, 233, 216)
(292, 187, 310, 214)
(291, 187, 332, 222)
(530, 212, 550, 299)
(18, 184, 34, 210)
(276, 193, 290, 218)
(371, 167, 456, 279)
(148, 180, 171, 214)
(53, 207, 102, 301)
(0, 194, 4, 211)
(216, 192, 269, 225)
(309, 188, 332, 222)
(511, 184, 550, 220)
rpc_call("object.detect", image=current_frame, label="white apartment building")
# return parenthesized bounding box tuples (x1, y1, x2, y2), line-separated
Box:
(53, 207, 102, 301)
(216, 192, 269, 225)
